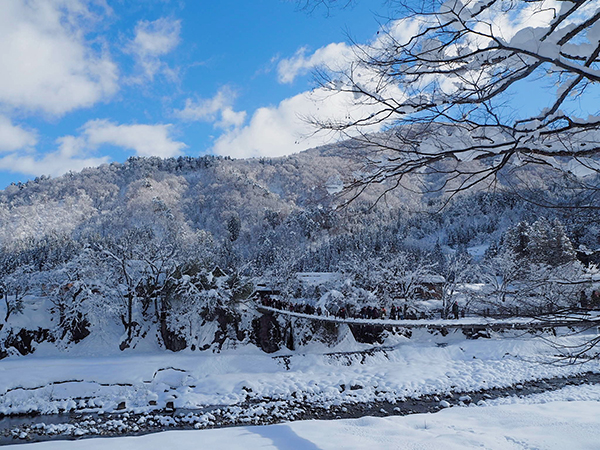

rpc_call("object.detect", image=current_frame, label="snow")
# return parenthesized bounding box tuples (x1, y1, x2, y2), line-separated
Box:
(4, 394, 600, 449)
(4, 296, 53, 330)
(1, 328, 599, 416)
(467, 244, 489, 259)
(1, 325, 600, 447)
(296, 272, 341, 286)
(325, 175, 344, 194)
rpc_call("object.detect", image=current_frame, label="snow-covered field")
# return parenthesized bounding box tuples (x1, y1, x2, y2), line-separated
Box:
(1, 326, 600, 447)
(1, 327, 599, 416)
(5, 389, 600, 449)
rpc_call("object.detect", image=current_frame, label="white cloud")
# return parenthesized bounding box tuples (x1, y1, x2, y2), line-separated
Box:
(252, 28, 404, 159)
(212, 86, 390, 159)
(82, 119, 187, 158)
(276, 16, 424, 86)
(277, 42, 354, 84)
(0, 140, 109, 178)
(0, 119, 186, 178)
(215, 28, 411, 159)
(218, 108, 247, 130)
(133, 18, 181, 56)
(0, 0, 118, 116)
(0, 116, 37, 152)
(127, 17, 181, 81)
(176, 87, 247, 129)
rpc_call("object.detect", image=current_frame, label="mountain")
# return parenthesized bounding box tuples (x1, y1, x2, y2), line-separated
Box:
(0, 140, 596, 357)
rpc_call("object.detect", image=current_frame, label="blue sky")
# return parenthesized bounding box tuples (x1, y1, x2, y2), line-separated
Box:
(0, 1, 596, 189)
(0, 0, 390, 187)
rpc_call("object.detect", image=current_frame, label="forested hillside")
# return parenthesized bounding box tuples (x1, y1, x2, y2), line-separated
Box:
(0, 142, 597, 356)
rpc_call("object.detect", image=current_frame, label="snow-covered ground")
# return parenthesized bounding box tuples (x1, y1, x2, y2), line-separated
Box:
(1, 327, 599, 416)
(5, 386, 600, 449)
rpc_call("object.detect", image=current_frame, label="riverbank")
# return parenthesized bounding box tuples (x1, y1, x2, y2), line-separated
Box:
(1, 327, 599, 444)
(2, 371, 600, 444)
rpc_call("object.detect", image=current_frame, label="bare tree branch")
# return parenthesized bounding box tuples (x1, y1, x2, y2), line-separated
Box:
(308, 0, 600, 207)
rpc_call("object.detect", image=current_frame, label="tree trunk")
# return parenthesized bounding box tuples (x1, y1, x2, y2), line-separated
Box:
(127, 291, 133, 341)
(4, 293, 9, 323)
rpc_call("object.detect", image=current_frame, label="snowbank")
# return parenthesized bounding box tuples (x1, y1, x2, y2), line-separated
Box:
(1, 328, 599, 415)
(5, 397, 600, 449)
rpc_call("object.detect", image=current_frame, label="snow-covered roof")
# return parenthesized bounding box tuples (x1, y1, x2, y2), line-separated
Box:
(296, 272, 341, 286)
(421, 275, 445, 284)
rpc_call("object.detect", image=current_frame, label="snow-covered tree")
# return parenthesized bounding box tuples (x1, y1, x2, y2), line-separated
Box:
(440, 250, 474, 318)
(502, 218, 576, 266)
(0, 266, 29, 324)
(474, 219, 584, 315)
(340, 250, 437, 308)
(313, 0, 600, 205)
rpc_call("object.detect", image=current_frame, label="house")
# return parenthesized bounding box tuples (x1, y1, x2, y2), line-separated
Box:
(251, 280, 281, 302)
(415, 275, 446, 300)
